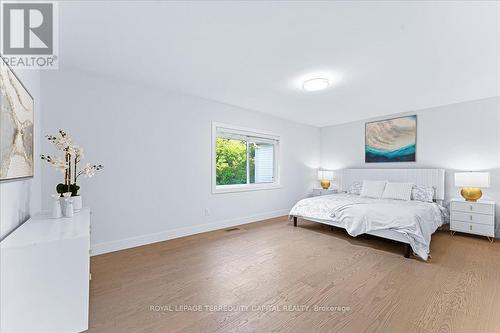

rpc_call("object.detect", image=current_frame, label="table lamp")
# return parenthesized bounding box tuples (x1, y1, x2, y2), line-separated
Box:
(454, 172, 490, 202)
(317, 170, 334, 190)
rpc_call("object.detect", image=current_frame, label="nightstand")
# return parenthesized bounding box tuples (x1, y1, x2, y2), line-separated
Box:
(311, 188, 338, 197)
(450, 198, 495, 242)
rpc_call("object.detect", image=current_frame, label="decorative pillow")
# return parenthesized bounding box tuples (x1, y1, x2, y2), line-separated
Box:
(347, 181, 362, 195)
(382, 182, 414, 201)
(360, 180, 387, 198)
(411, 185, 435, 203)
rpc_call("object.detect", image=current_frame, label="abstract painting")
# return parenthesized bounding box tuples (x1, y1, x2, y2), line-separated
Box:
(0, 58, 34, 181)
(365, 115, 416, 163)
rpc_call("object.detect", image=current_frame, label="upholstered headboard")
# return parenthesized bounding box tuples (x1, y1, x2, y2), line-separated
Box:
(336, 168, 445, 201)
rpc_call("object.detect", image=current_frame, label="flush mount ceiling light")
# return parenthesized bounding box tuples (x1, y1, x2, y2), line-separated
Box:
(302, 78, 330, 92)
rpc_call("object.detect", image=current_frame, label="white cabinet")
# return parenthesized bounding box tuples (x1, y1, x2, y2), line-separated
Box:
(450, 199, 495, 240)
(1, 209, 91, 333)
(311, 188, 338, 197)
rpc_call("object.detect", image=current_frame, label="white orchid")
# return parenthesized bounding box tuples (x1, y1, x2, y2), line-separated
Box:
(40, 155, 68, 173)
(82, 163, 95, 177)
(46, 130, 74, 152)
(78, 163, 104, 179)
(52, 158, 69, 173)
(55, 137, 72, 150)
(66, 145, 77, 156)
(42, 130, 103, 196)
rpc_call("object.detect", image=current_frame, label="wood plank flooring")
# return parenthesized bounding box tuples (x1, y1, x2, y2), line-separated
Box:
(87, 217, 500, 333)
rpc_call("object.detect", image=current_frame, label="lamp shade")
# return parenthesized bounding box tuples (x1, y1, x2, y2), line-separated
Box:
(454, 172, 490, 188)
(317, 170, 334, 180)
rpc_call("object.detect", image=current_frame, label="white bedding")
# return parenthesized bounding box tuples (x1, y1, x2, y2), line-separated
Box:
(289, 193, 447, 260)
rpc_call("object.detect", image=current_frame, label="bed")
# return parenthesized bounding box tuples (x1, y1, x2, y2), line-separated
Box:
(289, 169, 448, 260)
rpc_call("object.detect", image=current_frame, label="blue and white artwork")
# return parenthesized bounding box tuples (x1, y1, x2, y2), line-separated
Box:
(365, 115, 416, 163)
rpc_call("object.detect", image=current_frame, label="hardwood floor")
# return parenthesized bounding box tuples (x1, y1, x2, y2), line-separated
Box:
(87, 217, 500, 333)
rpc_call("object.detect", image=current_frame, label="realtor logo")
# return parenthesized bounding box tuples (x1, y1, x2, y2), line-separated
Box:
(1, 1, 58, 69)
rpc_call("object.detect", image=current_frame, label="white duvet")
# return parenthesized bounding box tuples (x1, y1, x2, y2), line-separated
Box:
(289, 193, 447, 260)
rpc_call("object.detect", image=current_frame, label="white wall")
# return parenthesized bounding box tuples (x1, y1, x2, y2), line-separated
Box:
(320, 97, 500, 235)
(0, 70, 42, 240)
(40, 68, 320, 255)
(38, 67, 499, 251)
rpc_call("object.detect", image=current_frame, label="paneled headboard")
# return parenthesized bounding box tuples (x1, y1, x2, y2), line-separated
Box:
(336, 168, 446, 201)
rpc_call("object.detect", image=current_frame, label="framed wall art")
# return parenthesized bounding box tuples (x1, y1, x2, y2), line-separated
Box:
(365, 115, 416, 163)
(0, 57, 34, 181)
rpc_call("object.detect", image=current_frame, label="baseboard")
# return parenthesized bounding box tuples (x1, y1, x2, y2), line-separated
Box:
(91, 208, 290, 256)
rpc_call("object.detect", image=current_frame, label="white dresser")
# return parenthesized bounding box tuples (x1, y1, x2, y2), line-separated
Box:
(0, 209, 91, 333)
(450, 199, 495, 241)
(311, 188, 338, 197)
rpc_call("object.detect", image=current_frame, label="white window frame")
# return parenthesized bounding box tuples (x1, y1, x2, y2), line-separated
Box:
(212, 122, 281, 194)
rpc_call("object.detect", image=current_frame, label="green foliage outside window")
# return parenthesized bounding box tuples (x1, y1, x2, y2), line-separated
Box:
(216, 138, 255, 185)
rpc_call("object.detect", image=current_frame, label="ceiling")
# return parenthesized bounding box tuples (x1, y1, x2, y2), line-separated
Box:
(58, 1, 500, 127)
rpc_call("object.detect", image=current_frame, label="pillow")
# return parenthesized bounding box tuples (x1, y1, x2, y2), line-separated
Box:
(347, 181, 362, 195)
(382, 182, 414, 201)
(360, 180, 387, 198)
(412, 185, 435, 203)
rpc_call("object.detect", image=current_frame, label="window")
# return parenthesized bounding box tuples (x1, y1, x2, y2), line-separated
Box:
(212, 123, 280, 193)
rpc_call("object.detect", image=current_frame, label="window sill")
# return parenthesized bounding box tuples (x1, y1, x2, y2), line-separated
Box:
(212, 183, 281, 194)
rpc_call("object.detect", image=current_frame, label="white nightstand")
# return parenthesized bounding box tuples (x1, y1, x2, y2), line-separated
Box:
(311, 188, 338, 197)
(450, 198, 495, 242)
